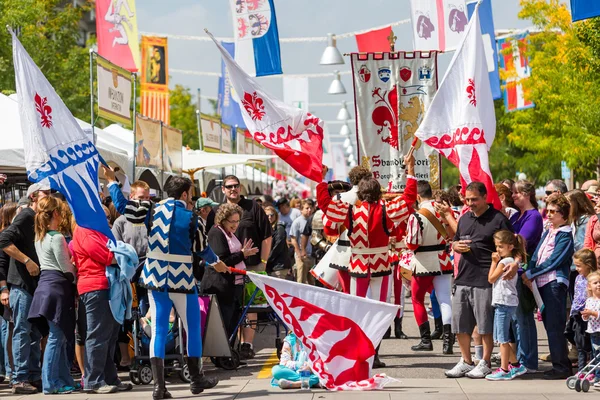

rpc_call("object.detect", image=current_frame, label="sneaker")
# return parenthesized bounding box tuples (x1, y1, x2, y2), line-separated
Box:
(92, 384, 118, 394)
(525, 367, 538, 374)
(240, 343, 255, 359)
(466, 360, 492, 379)
(445, 358, 475, 378)
(12, 382, 38, 394)
(490, 353, 501, 365)
(509, 364, 527, 378)
(116, 382, 133, 392)
(486, 367, 514, 381)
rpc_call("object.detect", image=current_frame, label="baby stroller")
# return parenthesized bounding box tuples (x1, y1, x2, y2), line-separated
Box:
(128, 305, 191, 386)
(566, 351, 600, 392)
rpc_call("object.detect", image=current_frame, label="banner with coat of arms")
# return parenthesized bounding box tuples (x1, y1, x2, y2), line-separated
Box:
(97, 55, 133, 127)
(351, 52, 440, 192)
(141, 35, 169, 124)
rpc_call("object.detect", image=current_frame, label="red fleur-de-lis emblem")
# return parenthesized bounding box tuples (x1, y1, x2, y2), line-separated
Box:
(34, 93, 53, 128)
(466, 78, 476, 107)
(242, 91, 266, 121)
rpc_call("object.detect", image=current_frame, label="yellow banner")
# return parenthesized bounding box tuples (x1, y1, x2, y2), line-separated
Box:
(141, 36, 169, 124)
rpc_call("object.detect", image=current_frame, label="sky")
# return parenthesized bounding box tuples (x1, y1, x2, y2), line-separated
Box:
(135, 0, 537, 148)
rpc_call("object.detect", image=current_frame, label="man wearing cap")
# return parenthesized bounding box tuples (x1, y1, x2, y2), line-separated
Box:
(0, 183, 50, 394)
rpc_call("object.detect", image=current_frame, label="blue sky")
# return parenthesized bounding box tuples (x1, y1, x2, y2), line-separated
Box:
(135, 0, 541, 144)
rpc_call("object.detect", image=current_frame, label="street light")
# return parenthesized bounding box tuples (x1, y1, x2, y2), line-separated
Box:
(346, 145, 353, 155)
(327, 70, 346, 95)
(343, 138, 350, 148)
(320, 33, 344, 65)
(337, 101, 351, 120)
(340, 122, 350, 136)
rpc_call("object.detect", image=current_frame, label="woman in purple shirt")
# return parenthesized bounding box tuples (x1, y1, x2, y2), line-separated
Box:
(509, 180, 544, 373)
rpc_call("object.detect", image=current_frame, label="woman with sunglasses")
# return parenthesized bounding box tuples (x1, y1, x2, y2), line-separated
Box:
(202, 203, 258, 338)
(522, 193, 574, 380)
(263, 206, 292, 279)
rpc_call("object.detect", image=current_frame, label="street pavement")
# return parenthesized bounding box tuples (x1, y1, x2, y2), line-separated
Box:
(0, 297, 593, 399)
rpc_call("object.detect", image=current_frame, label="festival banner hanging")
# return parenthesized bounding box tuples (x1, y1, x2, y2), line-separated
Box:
(414, 4, 502, 210)
(208, 30, 324, 182)
(410, 0, 468, 52)
(141, 35, 170, 124)
(200, 115, 222, 153)
(497, 33, 534, 112)
(95, 0, 140, 72)
(351, 51, 440, 192)
(135, 114, 162, 170)
(221, 123, 233, 154)
(162, 125, 183, 174)
(97, 55, 133, 127)
(11, 30, 115, 241)
(229, 0, 282, 77)
(355, 26, 393, 52)
(218, 42, 247, 129)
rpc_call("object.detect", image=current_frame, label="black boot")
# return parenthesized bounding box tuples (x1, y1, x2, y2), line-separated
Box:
(442, 324, 454, 355)
(383, 326, 391, 339)
(411, 322, 433, 351)
(431, 317, 443, 340)
(150, 357, 172, 400)
(188, 357, 218, 395)
(394, 317, 408, 339)
(372, 345, 386, 369)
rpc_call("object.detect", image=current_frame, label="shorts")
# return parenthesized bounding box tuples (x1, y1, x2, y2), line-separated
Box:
(451, 285, 494, 335)
(493, 305, 517, 344)
(246, 263, 266, 273)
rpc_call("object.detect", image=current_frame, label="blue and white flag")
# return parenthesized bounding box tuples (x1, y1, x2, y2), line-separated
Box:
(230, 0, 282, 77)
(467, 0, 501, 100)
(11, 30, 115, 242)
(218, 42, 247, 129)
(570, 0, 600, 22)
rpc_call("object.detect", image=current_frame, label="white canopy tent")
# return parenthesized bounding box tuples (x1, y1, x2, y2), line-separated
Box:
(0, 93, 131, 176)
(182, 148, 276, 174)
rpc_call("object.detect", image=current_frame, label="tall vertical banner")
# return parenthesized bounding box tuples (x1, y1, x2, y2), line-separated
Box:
(332, 145, 349, 181)
(200, 115, 221, 153)
(97, 55, 133, 127)
(351, 52, 440, 192)
(570, 0, 600, 22)
(497, 33, 534, 112)
(218, 42, 246, 128)
(162, 125, 183, 174)
(135, 114, 162, 169)
(236, 127, 247, 154)
(283, 77, 309, 112)
(410, 0, 468, 52)
(230, 0, 282, 76)
(95, 0, 140, 72)
(467, 0, 501, 100)
(141, 36, 170, 124)
(221, 123, 233, 154)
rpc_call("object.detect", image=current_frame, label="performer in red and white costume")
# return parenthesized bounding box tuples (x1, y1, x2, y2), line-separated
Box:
(406, 180, 455, 355)
(321, 155, 417, 368)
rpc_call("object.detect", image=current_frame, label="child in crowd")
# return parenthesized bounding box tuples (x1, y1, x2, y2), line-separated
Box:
(582, 271, 600, 389)
(566, 249, 596, 372)
(486, 231, 528, 381)
(271, 332, 320, 389)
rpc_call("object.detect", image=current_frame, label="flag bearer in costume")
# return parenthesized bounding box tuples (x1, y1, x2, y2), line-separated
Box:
(321, 155, 417, 368)
(406, 180, 455, 355)
(103, 170, 225, 400)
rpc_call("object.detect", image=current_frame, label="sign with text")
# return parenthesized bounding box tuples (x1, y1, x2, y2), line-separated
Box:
(200, 115, 221, 153)
(97, 55, 132, 127)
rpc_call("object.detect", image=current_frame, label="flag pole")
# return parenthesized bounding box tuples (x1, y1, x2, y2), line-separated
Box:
(132, 73, 137, 178)
(89, 49, 95, 145)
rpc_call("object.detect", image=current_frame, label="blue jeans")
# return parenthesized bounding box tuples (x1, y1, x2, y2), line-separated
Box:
(9, 287, 41, 384)
(512, 276, 538, 370)
(42, 321, 75, 393)
(80, 290, 121, 390)
(0, 318, 11, 378)
(539, 280, 571, 374)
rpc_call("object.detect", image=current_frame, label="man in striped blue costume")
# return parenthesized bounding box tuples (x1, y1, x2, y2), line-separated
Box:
(105, 171, 226, 399)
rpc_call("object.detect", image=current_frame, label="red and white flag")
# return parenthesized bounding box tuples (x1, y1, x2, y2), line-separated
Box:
(207, 31, 324, 182)
(414, 4, 501, 209)
(355, 26, 392, 52)
(247, 272, 398, 390)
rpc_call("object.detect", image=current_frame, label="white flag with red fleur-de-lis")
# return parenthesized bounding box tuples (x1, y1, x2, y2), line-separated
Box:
(246, 272, 399, 390)
(11, 30, 115, 241)
(414, 4, 501, 210)
(206, 30, 324, 182)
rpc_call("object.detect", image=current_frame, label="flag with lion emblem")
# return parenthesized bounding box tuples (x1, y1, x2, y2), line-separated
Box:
(351, 52, 440, 192)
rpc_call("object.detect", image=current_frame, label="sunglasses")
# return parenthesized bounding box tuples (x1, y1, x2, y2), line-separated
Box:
(545, 190, 557, 196)
(266, 214, 275, 217)
(546, 209, 559, 215)
(224, 184, 240, 190)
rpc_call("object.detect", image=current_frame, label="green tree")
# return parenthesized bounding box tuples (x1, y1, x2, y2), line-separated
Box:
(169, 84, 199, 149)
(0, 0, 91, 121)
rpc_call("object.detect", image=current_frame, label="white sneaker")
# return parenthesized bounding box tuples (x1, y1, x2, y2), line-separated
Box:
(465, 360, 492, 379)
(445, 358, 475, 378)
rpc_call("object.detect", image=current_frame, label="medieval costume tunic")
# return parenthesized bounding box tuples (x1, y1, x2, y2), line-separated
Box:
(405, 199, 454, 353)
(323, 177, 417, 301)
